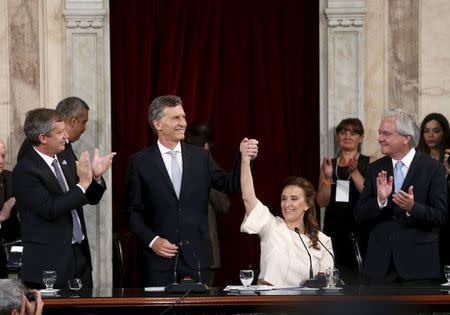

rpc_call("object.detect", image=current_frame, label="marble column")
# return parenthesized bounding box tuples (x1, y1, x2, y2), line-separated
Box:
(63, 0, 112, 290)
(388, 0, 419, 113)
(322, 0, 367, 157)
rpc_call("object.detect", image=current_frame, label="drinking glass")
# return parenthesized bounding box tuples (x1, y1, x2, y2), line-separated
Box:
(68, 278, 82, 297)
(326, 268, 339, 287)
(239, 269, 254, 287)
(42, 270, 57, 290)
(444, 266, 450, 283)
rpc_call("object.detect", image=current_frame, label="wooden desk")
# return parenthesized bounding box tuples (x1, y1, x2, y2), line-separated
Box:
(42, 287, 450, 315)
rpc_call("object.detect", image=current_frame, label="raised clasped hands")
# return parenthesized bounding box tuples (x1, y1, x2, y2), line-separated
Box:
(240, 138, 259, 161)
(92, 148, 117, 181)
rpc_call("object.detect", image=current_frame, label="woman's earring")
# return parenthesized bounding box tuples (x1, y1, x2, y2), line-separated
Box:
(304, 208, 309, 212)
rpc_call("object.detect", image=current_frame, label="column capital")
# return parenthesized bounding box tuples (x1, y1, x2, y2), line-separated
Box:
(63, 0, 105, 29)
(325, 0, 367, 27)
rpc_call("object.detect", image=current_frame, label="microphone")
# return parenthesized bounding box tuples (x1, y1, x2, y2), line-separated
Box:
(294, 227, 313, 279)
(317, 238, 335, 267)
(171, 240, 186, 284)
(165, 240, 209, 293)
(294, 227, 327, 288)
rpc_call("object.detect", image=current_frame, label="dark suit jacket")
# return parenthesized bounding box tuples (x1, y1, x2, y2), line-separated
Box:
(13, 146, 105, 287)
(354, 152, 448, 281)
(126, 142, 240, 280)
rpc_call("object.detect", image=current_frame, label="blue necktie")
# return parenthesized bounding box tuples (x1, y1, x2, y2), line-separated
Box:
(52, 159, 84, 243)
(394, 160, 405, 193)
(168, 151, 182, 198)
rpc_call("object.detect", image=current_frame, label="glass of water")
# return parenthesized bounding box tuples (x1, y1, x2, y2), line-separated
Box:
(68, 278, 82, 297)
(444, 266, 450, 283)
(239, 269, 254, 287)
(42, 270, 57, 290)
(326, 268, 340, 287)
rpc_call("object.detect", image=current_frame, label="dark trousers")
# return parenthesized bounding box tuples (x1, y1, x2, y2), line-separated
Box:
(369, 259, 440, 287)
(24, 242, 92, 289)
(73, 242, 92, 288)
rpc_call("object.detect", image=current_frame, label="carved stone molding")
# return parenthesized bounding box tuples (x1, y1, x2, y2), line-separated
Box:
(63, 10, 105, 29)
(325, 8, 366, 27)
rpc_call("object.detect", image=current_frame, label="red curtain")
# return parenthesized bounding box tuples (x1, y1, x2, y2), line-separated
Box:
(110, 0, 319, 287)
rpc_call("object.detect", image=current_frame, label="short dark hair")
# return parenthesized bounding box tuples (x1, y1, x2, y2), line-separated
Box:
(56, 96, 89, 118)
(148, 95, 183, 133)
(417, 112, 450, 155)
(335, 118, 364, 136)
(24, 108, 66, 146)
(184, 122, 215, 148)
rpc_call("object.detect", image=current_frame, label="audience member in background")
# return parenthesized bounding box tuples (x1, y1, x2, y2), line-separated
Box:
(355, 109, 447, 285)
(0, 279, 43, 315)
(240, 138, 333, 287)
(316, 118, 376, 284)
(13, 108, 115, 289)
(417, 113, 450, 269)
(126, 95, 258, 286)
(0, 140, 18, 278)
(17, 96, 90, 162)
(184, 122, 230, 285)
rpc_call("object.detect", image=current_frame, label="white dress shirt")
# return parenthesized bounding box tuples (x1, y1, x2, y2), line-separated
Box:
(149, 141, 183, 249)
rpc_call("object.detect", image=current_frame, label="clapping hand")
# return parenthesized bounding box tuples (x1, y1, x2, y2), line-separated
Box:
(321, 158, 333, 178)
(444, 149, 450, 175)
(76, 151, 92, 190)
(0, 197, 15, 223)
(348, 155, 359, 173)
(92, 148, 117, 181)
(376, 171, 393, 204)
(392, 186, 414, 212)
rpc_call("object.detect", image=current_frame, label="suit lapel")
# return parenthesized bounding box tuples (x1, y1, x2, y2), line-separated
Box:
(401, 152, 419, 192)
(29, 149, 63, 193)
(149, 145, 178, 198)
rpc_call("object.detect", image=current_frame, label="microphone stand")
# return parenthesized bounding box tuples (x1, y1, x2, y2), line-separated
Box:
(317, 238, 335, 267)
(295, 227, 326, 288)
(165, 241, 209, 293)
(294, 227, 313, 279)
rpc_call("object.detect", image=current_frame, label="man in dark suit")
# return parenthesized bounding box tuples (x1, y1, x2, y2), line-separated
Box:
(355, 109, 448, 284)
(184, 122, 231, 285)
(13, 108, 115, 289)
(126, 95, 258, 286)
(0, 140, 19, 278)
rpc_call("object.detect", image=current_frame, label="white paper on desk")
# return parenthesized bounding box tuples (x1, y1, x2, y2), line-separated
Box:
(271, 286, 303, 290)
(144, 287, 166, 292)
(224, 285, 272, 291)
(335, 180, 350, 202)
